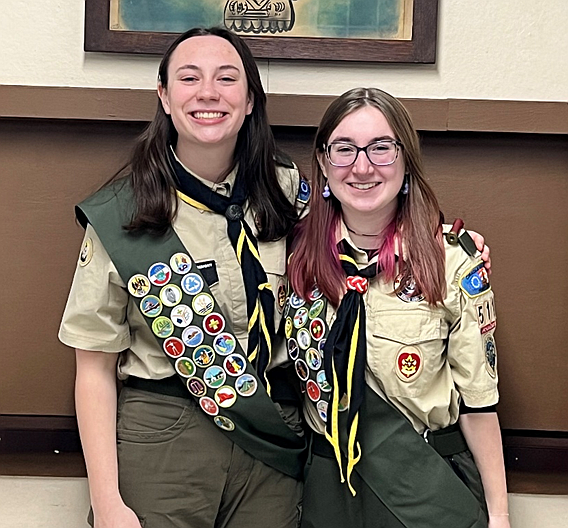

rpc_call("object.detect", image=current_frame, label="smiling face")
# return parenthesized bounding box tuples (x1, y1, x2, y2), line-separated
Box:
(158, 35, 253, 156)
(317, 105, 405, 229)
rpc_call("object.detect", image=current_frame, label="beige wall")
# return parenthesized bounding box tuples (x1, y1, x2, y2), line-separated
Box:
(1, 1, 567, 100)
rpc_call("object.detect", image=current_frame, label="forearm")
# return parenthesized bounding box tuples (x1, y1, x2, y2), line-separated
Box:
(459, 412, 509, 517)
(75, 349, 122, 513)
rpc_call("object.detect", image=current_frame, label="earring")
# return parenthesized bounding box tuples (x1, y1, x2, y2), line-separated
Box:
(401, 174, 409, 195)
(322, 181, 331, 199)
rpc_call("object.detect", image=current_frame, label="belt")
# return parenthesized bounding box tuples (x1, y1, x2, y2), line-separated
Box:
(124, 375, 190, 399)
(312, 422, 468, 459)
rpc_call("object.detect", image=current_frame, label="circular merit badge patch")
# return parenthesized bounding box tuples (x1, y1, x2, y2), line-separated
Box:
(79, 237, 93, 267)
(214, 415, 235, 431)
(128, 274, 151, 298)
(395, 346, 423, 382)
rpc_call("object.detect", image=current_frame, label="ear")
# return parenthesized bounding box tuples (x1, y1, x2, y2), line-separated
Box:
(158, 82, 171, 115)
(246, 92, 254, 116)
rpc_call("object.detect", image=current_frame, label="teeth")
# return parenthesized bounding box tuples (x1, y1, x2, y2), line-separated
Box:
(193, 112, 224, 119)
(350, 183, 379, 190)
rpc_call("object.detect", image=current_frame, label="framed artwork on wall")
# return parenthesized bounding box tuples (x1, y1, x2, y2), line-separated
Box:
(85, 0, 438, 63)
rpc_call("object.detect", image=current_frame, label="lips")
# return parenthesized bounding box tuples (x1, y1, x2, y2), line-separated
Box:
(348, 182, 381, 190)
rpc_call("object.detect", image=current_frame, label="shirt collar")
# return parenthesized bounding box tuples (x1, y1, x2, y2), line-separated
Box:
(170, 146, 237, 197)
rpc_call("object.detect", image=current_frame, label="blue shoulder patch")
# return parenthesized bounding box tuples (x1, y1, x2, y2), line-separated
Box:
(297, 178, 311, 204)
(459, 261, 491, 298)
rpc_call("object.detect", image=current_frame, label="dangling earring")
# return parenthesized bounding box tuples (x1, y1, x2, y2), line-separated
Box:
(322, 180, 331, 199)
(401, 174, 409, 195)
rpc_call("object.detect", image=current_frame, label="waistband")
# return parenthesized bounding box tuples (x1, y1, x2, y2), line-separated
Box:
(124, 375, 190, 399)
(311, 422, 468, 460)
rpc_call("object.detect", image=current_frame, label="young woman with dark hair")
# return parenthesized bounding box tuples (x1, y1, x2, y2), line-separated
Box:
(59, 27, 307, 528)
(287, 88, 508, 528)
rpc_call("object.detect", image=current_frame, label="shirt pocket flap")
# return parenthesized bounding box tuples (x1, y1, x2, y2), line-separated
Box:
(372, 312, 448, 345)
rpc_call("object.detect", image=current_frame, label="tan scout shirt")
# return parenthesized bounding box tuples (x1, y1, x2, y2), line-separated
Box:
(304, 224, 499, 434)
(59, 163, 300, 379)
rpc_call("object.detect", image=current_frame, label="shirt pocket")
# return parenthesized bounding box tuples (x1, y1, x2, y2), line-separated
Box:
(369, 311, 448, 398)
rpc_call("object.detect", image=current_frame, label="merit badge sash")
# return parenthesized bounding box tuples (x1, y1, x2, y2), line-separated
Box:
(77, 182, 306, 479)
(285, 289, 488, 526)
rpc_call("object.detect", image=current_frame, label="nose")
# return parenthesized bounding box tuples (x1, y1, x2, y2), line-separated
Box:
(197, 78, 220, 101)
(352, 149, 374, 175)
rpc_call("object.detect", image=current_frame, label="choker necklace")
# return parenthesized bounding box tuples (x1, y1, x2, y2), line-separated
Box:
(345, 223, 382, 237)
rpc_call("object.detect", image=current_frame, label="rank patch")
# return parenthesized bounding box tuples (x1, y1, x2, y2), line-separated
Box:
(79, 237, 93, 267)
(460, 262, 491, 298)
(395, 346, 423, 382)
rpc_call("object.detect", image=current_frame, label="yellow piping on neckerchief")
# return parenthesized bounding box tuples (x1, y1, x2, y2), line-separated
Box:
(176, 189, 274, 395)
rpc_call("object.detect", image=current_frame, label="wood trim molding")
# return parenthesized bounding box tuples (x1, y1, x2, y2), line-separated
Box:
(1, 85, 567, 134)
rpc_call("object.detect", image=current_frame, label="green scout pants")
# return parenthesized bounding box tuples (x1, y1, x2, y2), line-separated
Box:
(301, 443, 487, 528)
(89, 387, 302, 528)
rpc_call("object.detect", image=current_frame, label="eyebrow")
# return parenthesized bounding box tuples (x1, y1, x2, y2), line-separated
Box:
(175, 64, 241, 74)
(330, 135, 396, 143)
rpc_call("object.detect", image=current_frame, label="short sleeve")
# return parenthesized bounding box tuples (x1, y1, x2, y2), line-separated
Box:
(58, 224, 131, 352)
(447, 258, 499, 408)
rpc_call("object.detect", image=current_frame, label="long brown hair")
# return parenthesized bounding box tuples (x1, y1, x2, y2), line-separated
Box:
(288, 87, 445, 306)
(108, 27, 298, 240)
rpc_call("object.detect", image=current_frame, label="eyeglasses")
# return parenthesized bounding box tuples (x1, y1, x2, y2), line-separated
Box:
(324, 140, 403, 167)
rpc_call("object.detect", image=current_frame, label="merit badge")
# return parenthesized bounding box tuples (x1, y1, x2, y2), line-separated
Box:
(163, 336, 185, 358)
(288, 338, 299, 360)
(306, 380, 321, 402)
(293, 307, 309, 329)
(204, 365, 227, 389)
(224, 354, 246, 377)
(182, 325, 204, 348)
(175, 357, 196, 378)
(214, 386, 237, 408)
(338, 394, 349, 412)
(193, 345, 215, 368)
(152, 316, 174, 339)
(204, 313, 225, 335)
(213, 333, 237, 356)
(160, 284, 182, 307)
(140, 295, 162, 318)
(192, 293, 214, 316)
(148, 262, 172, 287)
(235, 374, 257, 397)
(79, 237, 93, 267)
(285, 318, 293, 339)
(318, 339, 326, 352)
(395, 346, 423, 382)
(484, 334, 497, 378)
(181, 273, 204, 296)
(214, 415, 235, 431)
(297, 328, 311, 350)
(459, 262, 491, 298)
(316, 370, 331, 392)
(306, 348, 322, 370)
(317, 400, 328, 422)
(295, 359, 309, 381)
(277, 279, 287, 313)
(394, 275, 425, 303)
(309, 299, 325, 319)
(128, 274, 151, 298)
(289, 293, 305, 309)
(199, 396, 219, 416)
(297, 178, 311, 204)
(186, 377, 207, 397)
(170, 253, 192, 275)
(308, 285, 323, 302)
(170, 304, 193, 328)
(310, 318, 325, 341)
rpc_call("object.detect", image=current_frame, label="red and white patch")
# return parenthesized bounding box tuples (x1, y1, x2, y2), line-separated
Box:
(395, 346, 423, 382)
